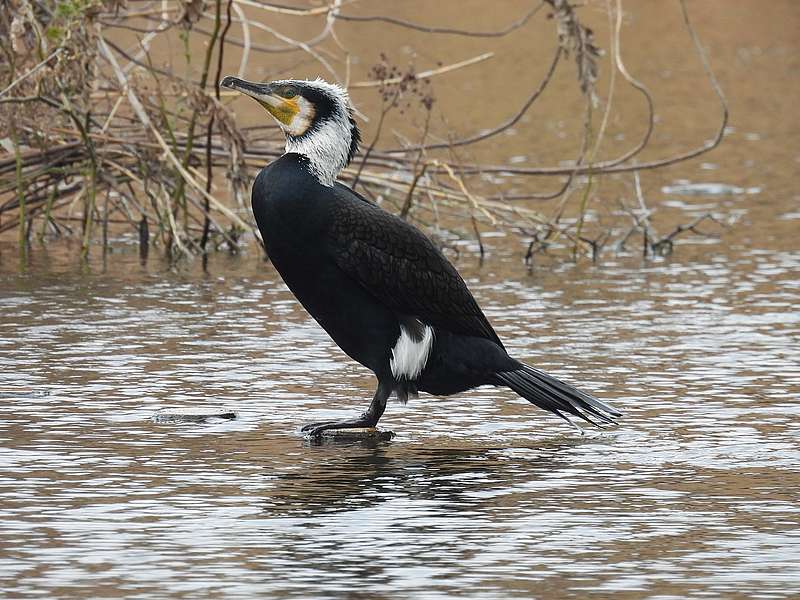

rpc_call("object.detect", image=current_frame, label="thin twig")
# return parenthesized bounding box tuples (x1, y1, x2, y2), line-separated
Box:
(0, 48, 62, 98)
(351, 52, 494, 89)
(335, 3, 543, 37)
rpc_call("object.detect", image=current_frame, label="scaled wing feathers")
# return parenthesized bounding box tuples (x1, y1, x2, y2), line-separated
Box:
(327, 188, 503, 347)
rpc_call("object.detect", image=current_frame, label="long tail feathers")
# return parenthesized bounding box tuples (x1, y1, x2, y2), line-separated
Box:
(494, 365, 621, 431)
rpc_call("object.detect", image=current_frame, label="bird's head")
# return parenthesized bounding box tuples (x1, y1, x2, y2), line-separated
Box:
(221, 76, 360, 186)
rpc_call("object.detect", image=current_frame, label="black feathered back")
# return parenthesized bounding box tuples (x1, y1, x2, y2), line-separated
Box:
(328, 183, 503, 348)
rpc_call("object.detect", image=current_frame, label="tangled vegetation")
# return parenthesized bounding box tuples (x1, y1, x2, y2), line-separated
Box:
(0, 0, 728, 263)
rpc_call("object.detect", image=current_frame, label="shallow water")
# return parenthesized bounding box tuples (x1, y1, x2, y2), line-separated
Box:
(1, 241, 799, 599)
(2, 0, 800, 597)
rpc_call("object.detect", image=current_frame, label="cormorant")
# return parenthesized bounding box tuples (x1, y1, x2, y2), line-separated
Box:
(220, 76, 621, 436)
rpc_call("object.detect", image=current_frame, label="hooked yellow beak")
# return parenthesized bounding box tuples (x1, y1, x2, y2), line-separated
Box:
(220, 76, 299, 126)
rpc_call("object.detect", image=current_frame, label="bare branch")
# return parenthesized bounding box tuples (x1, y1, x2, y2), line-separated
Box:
(335, 3, 543, 37)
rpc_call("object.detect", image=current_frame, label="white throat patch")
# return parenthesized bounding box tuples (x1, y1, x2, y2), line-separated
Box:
(285, 96, 316, 137)
(390, 321, 434, 381)
(285, 116, 352, 187)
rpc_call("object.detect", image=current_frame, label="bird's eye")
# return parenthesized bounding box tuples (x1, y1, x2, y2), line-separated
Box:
(279, 86, 298, 99)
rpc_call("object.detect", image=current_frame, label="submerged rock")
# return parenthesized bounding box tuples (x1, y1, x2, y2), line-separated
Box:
(0, 388, 50, 399)
(310, 427, 395, 444)
(152, 407, 237, 424)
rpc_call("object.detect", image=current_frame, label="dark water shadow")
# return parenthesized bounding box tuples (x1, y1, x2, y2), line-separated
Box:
(262, 439, 587, 517)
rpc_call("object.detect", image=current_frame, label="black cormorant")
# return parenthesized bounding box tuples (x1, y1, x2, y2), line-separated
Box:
(220, 76, 621, 436)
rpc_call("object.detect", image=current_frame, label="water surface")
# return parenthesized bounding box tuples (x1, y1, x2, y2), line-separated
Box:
(1, 242, 798, 598)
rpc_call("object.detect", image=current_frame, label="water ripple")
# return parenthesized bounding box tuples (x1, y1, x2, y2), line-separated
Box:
(1, 247, 799, 599)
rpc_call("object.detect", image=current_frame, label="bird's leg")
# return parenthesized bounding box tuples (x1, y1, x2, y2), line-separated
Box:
(301, 380, 392, 438)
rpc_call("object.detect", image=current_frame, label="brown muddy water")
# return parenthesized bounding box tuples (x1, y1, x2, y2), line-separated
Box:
(1, 240, 799, 599)
(2, 1, 800, 599)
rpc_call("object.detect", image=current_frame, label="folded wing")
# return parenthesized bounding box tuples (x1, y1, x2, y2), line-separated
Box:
(327, 185, 503, 348)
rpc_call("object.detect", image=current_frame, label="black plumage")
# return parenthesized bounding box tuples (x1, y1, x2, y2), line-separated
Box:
(221, 76, 621, 436)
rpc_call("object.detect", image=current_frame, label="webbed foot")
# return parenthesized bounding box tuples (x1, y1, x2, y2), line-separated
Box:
(300, 380, 392, 439)
(301, 414, 376, 438)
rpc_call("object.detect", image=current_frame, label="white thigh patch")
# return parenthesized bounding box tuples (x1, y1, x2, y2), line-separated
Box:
(390, 322, 434, 380)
